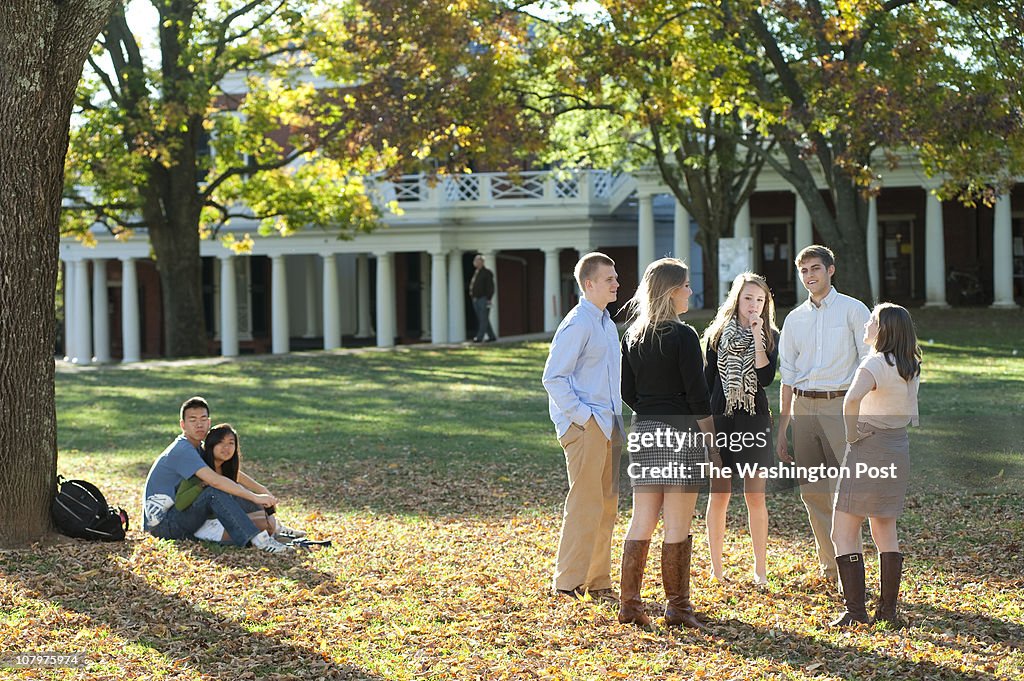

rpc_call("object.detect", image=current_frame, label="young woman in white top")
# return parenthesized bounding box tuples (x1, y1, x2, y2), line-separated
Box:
(830, 303, 921, 627)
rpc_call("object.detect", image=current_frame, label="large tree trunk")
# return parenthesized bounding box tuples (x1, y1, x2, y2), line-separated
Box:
(142, 143, 208, 358)
(798, 179, 875, 306)
(146, 209, 208, 358)
(0, 0, 117, 547)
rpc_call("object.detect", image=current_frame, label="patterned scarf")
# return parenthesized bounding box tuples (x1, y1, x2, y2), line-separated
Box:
(717, 317, 758, 416)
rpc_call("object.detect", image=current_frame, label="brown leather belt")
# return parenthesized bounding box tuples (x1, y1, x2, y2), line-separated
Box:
(794, 388, 848, 400)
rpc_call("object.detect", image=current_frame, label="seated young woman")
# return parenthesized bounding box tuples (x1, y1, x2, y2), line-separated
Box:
(177, 423, 306, 544)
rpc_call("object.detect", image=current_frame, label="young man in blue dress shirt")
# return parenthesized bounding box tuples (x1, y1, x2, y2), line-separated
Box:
(542, 252, 624, 601)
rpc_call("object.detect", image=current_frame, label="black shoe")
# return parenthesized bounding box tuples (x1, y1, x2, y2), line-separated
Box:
(485, 337, 497, 343)
(555, 586, 585, 600)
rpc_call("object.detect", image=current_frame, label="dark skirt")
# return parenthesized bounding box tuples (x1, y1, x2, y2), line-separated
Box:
(626, 417, 708, 488)
(833, 426, 910, 517)
(714, 411, 775, 476)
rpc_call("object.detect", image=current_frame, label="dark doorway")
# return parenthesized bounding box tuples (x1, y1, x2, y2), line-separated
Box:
(881, 219, 915, 302)
(757, 222, 796, 306)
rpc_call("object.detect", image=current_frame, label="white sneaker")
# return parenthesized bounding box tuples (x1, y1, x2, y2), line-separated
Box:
(250, 530, 293, 554)
(273, 520, 307, 540)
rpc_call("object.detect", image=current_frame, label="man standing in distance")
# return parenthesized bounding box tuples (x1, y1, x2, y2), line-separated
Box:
(469, 254, 497, 342)
(542, 252, 623, 601)
(776, 245, 870, 588)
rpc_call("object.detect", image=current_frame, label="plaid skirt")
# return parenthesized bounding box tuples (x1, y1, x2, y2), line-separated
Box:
(626, 417, 709, 487)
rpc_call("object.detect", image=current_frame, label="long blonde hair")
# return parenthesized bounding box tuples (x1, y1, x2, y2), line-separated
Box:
(703, 272, 778, 352)
(623, 258, 689, 348)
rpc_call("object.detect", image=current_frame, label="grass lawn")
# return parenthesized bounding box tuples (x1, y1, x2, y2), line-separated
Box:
(1, 307, 1022, 680)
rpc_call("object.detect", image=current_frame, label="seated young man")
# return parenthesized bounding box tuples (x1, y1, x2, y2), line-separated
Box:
(142, 396, 291, 554)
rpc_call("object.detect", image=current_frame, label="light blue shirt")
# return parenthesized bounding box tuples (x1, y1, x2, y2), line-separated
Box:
(779, 286, 871, 391)
(542, 298, 624, 439)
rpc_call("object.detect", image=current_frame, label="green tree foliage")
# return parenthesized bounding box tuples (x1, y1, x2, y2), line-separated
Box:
(65, 0, 539, 357)
(523, 0, 1024, 304)
(518, 2, 772, 305)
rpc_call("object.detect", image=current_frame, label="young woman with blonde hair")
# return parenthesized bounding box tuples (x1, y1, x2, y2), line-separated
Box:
(702, 272, 780, 585)
(618, 257, 720, 630)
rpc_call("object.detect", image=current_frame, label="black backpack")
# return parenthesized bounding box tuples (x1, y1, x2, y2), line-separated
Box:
(51, 476, 129, 541)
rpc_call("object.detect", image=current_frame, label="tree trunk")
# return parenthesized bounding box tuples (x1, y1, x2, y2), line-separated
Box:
(0, 0, 117, 547)
(146, 207, 208, 358)
(797, 178, 874, 306)
(141, 113, 208, 358)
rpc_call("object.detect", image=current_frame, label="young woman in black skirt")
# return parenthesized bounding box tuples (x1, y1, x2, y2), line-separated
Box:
(703, 272, 779, 586)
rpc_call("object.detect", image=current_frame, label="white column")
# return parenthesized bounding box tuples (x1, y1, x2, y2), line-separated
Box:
(121, 258, 141, 363)
(430, 251, 448, 344)
(356, 253, 373, 338)
(924, 190, 949, 307)
(63, 260, 75, 361)
(543, 248, 562, 332)
(447, 249, 466, 342)
(323, 253, 341, 349)
(420, 252, 432, 340)
(482, 251, 499, 339)
(271, 254, 290, 353)
(867, 197, 880, 304)
(992, 195, 1018, 308)
(375, 251, 396, 348)
(637, 193, 655, 273)
(734, 199, 752, 239)
(673, 200, 691, 266)
(90, 259, 110, 363)
(303, 255, 318, 338)
(795, 195, 813, 256)
(219, 255, 239, 357)
(73, 260, 92, 365)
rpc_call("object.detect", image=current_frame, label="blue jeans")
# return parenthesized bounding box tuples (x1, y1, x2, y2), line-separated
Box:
(473, 297, 496, 341)
(148, 488, 260, 547)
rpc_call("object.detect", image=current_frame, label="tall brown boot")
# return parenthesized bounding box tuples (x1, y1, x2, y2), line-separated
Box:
(830, 553, 870, 626)
(618, 540, 652, 628)
(874, 552, 904, 626)
(662, 537, 706, 630)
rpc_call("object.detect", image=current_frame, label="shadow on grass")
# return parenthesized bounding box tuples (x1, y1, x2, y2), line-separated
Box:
(0, 541, 379, 680)
(709, 618, 1000, 680)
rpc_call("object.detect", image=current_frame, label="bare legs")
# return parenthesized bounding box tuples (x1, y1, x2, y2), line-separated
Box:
(832, 510, 899, 556)
(621, 487, 703, 629)
(706, 475, 768, 583)
(624, 488, 698, 543)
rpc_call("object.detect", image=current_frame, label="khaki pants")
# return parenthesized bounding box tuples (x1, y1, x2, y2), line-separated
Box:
(553, 417, 620, 592)
(792, 395, 862, 579)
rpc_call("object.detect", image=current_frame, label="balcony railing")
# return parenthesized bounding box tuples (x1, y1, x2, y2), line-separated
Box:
(377, 169, 627, 210)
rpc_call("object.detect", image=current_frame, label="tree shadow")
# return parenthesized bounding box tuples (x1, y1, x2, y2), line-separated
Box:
(0, 540, 381, 679)
(706, 618, 1000, 680)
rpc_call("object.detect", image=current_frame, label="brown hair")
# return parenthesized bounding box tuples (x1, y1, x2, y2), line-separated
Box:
(574, 252, 615, 291)
(795, 244, 835, 270)
(872, 303, 922, 381)
(703, 272, 778, 353)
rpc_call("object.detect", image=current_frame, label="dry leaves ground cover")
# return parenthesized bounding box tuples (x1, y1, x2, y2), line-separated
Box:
(1, 308, 1022, 680)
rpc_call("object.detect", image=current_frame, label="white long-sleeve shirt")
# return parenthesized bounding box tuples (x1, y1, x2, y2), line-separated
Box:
(779, 287, 871, 391)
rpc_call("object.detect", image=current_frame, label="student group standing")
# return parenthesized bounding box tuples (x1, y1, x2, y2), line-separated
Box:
(543, 245, 919, 630)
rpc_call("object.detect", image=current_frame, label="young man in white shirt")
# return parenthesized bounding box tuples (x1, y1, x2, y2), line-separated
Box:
(776, 246, 870, 588)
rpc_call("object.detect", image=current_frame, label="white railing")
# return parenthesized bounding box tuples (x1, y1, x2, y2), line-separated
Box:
(378, 169, 622, 209)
